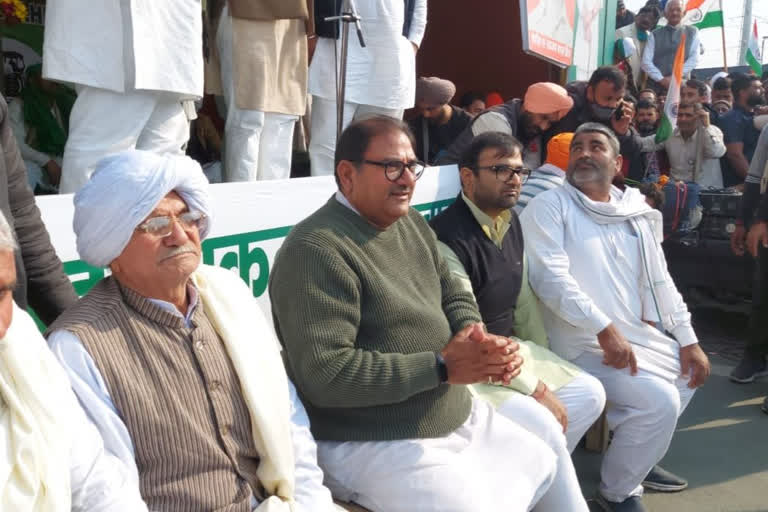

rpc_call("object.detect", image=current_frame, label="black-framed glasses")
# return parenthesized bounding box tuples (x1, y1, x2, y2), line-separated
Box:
(361, 159, 426, 182)
(136, 211, 206, 238)
(473, 164, 531, 183)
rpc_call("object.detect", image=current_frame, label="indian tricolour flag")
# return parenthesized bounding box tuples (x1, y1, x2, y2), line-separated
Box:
(746, 20, 763, 76)
(682, 0, 723, 30)
(656, 33, 687, 143)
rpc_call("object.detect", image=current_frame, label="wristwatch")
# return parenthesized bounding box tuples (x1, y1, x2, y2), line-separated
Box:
(435, 352, 449, 384)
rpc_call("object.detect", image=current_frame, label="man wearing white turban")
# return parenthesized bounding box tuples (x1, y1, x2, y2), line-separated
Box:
(46, 150, 339, 511)
(0, 209, 148, 512)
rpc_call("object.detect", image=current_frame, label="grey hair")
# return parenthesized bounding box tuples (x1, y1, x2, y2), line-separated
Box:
(0, 209, 17, 252)
(573, 122, 621, 157)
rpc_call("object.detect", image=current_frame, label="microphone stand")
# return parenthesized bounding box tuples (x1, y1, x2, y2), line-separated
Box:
(325, 0, 366, 141)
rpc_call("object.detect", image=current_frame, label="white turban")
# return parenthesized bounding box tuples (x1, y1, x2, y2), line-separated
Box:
(74, 150, 212, 267)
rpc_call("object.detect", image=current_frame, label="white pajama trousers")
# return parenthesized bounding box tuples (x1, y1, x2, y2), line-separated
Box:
(309, 96, 404, 176)
(60, 87, 189, 194)
(217, 9, 297, 182)
(494, 373, 605, 512)
(316, 399, 562, 512)
(571, 351, 696, 502)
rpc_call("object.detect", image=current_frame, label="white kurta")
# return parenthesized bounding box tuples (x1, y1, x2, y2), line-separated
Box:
(308, 0, 427, 110)
(43, 0, 203, 97)
(520, 186, 698, 382)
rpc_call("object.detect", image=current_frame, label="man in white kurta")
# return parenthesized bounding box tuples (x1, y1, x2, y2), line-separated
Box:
(521, 123, 710, 512)
(42, 0, 203, 193)
(308, 0, 427, 176)
(0, 210, 148, 512)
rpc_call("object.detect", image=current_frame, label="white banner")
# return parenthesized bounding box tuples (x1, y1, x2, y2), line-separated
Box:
(37, 166, 461, 314)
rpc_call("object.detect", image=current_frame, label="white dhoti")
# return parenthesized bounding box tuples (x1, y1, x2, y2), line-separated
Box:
(572, 352, 696, 502)
(60, 87, 189, 194)
(316, 399, 558, 512)
(308, 96, 404, 176)
(217, 9, 298, 182)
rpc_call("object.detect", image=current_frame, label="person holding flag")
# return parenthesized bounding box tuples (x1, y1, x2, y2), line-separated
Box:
(641, 0, 700, 92)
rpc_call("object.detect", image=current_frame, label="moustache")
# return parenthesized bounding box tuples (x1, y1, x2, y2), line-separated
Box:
(158, 244, 199, 263)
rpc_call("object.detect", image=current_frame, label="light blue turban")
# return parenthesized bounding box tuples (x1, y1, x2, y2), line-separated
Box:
(73, 150, 212, 267)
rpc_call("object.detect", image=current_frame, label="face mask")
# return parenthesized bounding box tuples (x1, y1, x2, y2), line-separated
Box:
(747, 94, 766, 108)
(636, 122, 656, 136)
(590, 103, 616, 122)
(637, 30, 649, 42)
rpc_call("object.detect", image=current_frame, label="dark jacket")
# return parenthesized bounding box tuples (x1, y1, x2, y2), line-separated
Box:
(0, 95, 77, 324)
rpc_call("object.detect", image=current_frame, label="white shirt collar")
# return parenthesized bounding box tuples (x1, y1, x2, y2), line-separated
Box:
(146, 284, 199, 327)
(335, 190, 361, 216)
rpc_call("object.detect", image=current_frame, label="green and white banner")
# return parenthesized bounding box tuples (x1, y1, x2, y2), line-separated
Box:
(36, 167, 461, 316)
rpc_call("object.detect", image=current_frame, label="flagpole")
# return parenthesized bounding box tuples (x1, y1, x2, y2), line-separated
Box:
(719, 0, 728, 71)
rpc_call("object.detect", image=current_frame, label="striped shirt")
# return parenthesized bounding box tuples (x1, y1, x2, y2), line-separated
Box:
(514, 163, 566, 213)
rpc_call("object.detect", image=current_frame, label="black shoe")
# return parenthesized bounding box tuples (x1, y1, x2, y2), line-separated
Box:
(642, 465, 688, 492)
(595, 493, 648, 512)
(762, 396, 768, 415)
(729, 355, 768, 383)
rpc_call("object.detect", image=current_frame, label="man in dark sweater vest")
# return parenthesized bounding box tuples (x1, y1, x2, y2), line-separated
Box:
(270, 117, 582, 511)
(640, 0, 699, 92)
(430, 133, 604, 511)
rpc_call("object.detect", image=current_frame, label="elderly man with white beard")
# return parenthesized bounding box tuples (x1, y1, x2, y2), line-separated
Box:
(520, 123, 711, 512)
(0, 209, 148, 512)
(46, 150, 338, 511)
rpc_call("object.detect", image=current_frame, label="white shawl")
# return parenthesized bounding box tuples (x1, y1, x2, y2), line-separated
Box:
(191, 264, 296, 511)
(0, 302, 75, 512)
(564, 181, 680, 324)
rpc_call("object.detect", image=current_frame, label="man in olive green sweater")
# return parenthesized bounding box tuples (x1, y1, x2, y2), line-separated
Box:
(270, 116, 580, 511)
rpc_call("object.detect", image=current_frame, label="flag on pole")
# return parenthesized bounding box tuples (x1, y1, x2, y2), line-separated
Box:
(682, 0, 724, 30)
(746, 20, 763, 76)
(656, 33, 686, 143)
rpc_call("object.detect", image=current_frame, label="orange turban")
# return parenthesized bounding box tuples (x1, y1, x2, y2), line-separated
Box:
(545, 132, 574, 171)
(523, 82, 574, 118)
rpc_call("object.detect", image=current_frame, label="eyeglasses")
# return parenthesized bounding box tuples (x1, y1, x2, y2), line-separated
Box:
(361, 159, 426, 182)
(473, 164, 531, 183)
(136, 211, 206, 238)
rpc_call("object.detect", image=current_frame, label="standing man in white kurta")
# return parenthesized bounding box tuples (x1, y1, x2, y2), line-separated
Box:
(207, 0, 312, 181)
(308, 0, 427, 176)
(520, 123, 711, 512)
(43, 0, 203, 193)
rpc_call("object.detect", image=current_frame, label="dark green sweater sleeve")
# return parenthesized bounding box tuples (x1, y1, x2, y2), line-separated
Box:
(270, 241, 443, 409)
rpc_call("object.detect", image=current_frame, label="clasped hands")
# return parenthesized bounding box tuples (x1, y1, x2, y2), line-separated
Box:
(440, 323, 523, 385)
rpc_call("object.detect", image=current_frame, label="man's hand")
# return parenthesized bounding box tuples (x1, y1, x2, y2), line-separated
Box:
(533, 381, 568, 433)
(441, 323, 522, 385)
(597, 323, 637, 374)
(747, 221, 768, 258)
(697, 108, 710, 127)
(610, 102, 633, 136)
(680, 343, 710, 388)
(730, 224, 747, 256)
(43, 159, 62, 186)
(659, 76, 671, 89)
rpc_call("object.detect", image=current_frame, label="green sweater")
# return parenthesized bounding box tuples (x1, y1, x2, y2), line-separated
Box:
(269, 196, 482, 441)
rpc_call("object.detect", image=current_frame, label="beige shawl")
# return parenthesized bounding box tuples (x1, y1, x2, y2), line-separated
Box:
(192, 264, 296, 511)
(0, 302, 75, 511)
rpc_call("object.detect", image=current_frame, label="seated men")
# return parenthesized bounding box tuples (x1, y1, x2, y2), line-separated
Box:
(515, 131, 573, 212)
(0, 210, 147, 511)
(437, 82, 573, 169)
(521, 123, 711, 512)
(270, 116, 591, 511)
(431, 131, 604, 446)
(430, 132, 604, 508)
(47, 151, 336, 511)
(636, 101, 726, 189)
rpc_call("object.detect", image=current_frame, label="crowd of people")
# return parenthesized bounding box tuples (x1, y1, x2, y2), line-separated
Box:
(0, 1, 767, 512)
